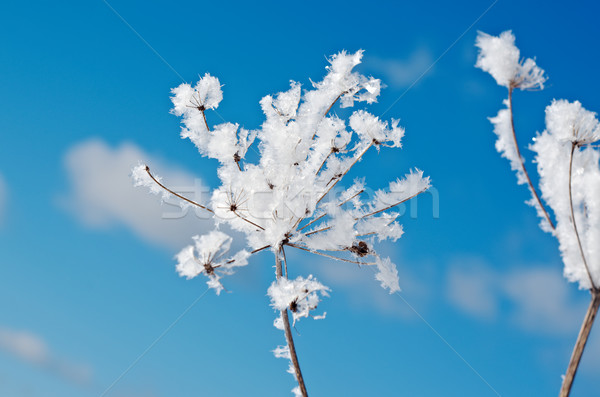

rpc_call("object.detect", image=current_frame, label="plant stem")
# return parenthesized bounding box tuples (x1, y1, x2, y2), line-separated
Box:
(286, 243, 375, 265)
(145, 166, 214, 214)
(507, 87, 555, 230)
(201, 109, 210, 133)
(559, 290, 600, 397)
(315, 141, 374, 206)
(359, 187, 428, 219)
(233, 211, 265, 231)
(275, 248, 308, 397)
(568, 143, 595, 289)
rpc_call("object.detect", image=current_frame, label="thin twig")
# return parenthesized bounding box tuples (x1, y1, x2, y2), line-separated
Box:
(507, 87, 555, 230)
(315, 149, 334, 175)
(338, 189, 364, 207)
(234, 211, 265, 231)
(359, 188, 428, 219)
(275, 249, 308, 397)
(356, 219, 397, 238)
(298, 213, 326, 232)
(304, 226, 332, 236)
(282, 245, 289, 278)
(324, 94, 342, 119)
(286, 243, 375, 265)
(201, 109, 210, 132)
(559, 290, 600, 397)
(315, 141, 374, 206)
(251, 245, 271, 254)
(311, 93, 343, 140)
(568, 143, 595, 289)
(296, 189, 364, 233)
(145, 166, 214, 214)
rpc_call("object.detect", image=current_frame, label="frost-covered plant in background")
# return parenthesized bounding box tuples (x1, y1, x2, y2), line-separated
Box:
(476, 30, 600, 397)
(133, 51, 430, 396)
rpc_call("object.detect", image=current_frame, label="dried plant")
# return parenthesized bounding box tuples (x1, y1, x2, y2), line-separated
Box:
(133, 51, 429, 396)
(476, 30, 600, 397)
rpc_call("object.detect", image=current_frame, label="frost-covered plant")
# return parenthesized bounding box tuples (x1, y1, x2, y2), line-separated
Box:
(133, 51, 430, 396)
(476, 30, 600, 397)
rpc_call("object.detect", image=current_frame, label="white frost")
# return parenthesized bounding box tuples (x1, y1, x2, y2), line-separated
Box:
(531, 101, 600, 289)
(375, 257, 401, 293)
(133, 50, 430, 392)
(475, 30, 546, 90)
(268, 275, 329, 325)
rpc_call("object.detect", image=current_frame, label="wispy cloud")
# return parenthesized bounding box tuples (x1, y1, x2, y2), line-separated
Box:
(0, 326, 92, 385)
(446, 258, 588, 335)
(61, 139, 214, 250)
(501, 267, 585, 335)
(447, 257, 498, 320)
(364, 48, 434, 89)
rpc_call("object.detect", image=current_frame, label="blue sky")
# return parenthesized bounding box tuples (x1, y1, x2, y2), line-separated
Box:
(1, 0, 599, 396)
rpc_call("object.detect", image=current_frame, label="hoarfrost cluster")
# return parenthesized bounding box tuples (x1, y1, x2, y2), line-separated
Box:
(133, 50, 429, 395)
(476, 31, 600, 290)
(475, 30, 546, 90)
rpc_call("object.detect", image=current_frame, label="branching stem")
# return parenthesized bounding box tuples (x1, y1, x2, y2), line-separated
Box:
(507, 87, 555, 230)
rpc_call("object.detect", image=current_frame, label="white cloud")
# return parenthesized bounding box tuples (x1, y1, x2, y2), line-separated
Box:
(0, 326, 92, 385)
(501, 268, 585, 335)
(447, 258, 498, 320)
(446, 258, 588, 335)
(61, 139, 214, 250)
(365, 48, 433, 88)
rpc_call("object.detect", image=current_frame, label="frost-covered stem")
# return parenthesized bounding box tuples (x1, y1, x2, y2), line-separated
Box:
(299, 191, 364, 232)
(359, 187, 428, 219)
(201, 110, 210, 133)
(298, 214, 326, 232)
(145, 166, 214, 214)
(324, 93, 343, 119)
(559, 290, 600, 397)
(281, 245, 289, 278)
(356, 219, 395, 238)
(316, 149, 334, 175)
(250, 245, 271, 254)
(286, 243, 375, 265)
(304, 226, 332, 236)
(275, 248, 308, 397)
(315, 141, 374, 206)
(339, 189, 364, 207)
(311, 93, 343, 140)
(568, 143, 595, 289)
(233, 211, 265, 231)
(507, 87, 555, 230)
